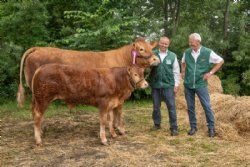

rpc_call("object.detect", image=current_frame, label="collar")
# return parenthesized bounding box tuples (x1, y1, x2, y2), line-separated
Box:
(128, 74, 136, 89)
(158, 49, 168, 54)
(192, 46, 201, 54)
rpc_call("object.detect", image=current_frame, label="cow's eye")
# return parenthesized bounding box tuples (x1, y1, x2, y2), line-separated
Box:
(134, 74, 138, 76)
(140, 48, 144, 52)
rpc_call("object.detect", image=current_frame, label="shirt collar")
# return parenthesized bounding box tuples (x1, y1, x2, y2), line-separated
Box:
(192, 46, 201, 54)
(159, 49, 168, 54)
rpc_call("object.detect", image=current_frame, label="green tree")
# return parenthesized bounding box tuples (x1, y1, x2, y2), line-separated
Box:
(0, 0, 49, 102)
(0, 0, 249, 102)
(0, 0, 49, 49)
(57, 0, 156, 50)
(0, 42, 23, 102)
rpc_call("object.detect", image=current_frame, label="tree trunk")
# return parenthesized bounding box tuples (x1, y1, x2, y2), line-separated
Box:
(163, 0, 169, 37)
(223, 0, 230, 40)
(172, 0, 180, 36)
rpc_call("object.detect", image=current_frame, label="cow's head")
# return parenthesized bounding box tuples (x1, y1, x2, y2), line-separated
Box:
(127, 66, 148, 89)
(132, 38, 160, 67)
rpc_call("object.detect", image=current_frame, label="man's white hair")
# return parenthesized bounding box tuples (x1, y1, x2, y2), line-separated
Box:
(189, 33, 201, 42)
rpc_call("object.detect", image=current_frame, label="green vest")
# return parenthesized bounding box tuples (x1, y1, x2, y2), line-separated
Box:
(149, 50, 176, 88)
(184, 46, 211, 89)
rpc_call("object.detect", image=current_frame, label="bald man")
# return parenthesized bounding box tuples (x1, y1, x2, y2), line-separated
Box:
(149, 37, 180, 136)
(181, 33, 224, 137)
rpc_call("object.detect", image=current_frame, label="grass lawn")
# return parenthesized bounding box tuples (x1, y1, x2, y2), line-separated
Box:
(0, 99, 249, 167)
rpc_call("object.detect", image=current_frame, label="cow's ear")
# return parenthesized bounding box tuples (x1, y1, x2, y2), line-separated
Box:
(132, 43, 136, 49)
(150, 41, 158, 49)
(127, 67, 132, 74)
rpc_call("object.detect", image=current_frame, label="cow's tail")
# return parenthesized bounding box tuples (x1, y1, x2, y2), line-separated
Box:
(17, 47, 37, 108)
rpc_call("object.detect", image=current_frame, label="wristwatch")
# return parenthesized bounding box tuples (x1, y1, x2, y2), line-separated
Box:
(209, 71, 213, 75)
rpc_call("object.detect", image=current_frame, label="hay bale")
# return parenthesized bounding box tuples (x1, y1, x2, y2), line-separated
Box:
(209, 93, 250, 140)
(175, 75, 249, 140)
(178, 91, 250, 140)
(216, 122, 241, 140)
(177, 75, 223, 97)
(208, 75, 223, 94)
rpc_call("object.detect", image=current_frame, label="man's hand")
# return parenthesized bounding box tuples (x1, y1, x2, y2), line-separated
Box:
(174, 86, 178, 94)
(181, 72, 185, 79)
(203, 60, 224, 80)
(203, 72, 213, 80)
(181, 62, 186, 79)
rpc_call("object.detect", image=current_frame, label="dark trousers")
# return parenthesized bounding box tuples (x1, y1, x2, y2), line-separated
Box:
(152, 88, 178, 130)
(184, 87, 215, 130)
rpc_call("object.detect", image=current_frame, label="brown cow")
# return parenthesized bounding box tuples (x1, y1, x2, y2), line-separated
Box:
(31, 64, 148, 145)
(17, 38, 159, 107)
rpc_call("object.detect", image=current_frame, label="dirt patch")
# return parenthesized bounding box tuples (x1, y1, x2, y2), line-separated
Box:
(1, 108, 250, 166)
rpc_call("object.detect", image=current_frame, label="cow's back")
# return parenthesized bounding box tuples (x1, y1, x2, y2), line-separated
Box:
(32, 64, 118, 106)
(25, 47, 106, 87)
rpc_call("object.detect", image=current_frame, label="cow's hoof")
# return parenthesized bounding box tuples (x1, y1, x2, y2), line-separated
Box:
(118, 130, 125, 136)
(101, 141, 109, 146)
(101, 138, 108, 146)
(36, 142, 43, 146)
(111, 133, 117, 138)
(117, 127, 125, 135)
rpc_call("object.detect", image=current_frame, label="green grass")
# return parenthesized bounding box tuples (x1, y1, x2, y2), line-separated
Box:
(200, 142, 218, 152)
(0, 100, 31, 120)
(0, 99, 151, 120)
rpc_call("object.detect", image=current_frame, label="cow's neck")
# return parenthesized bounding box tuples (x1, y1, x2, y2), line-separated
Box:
(113, 67, 134, 92)
(121, 45, 134, 66)
(107, 44, 134, 66)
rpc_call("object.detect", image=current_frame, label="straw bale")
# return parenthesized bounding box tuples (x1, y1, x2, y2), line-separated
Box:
(177, 75, 223, 97)
(178, 91, 250, 140)
(207, 75, 223, 94)
(168, 75, 249, 140)
(216, 122, 241, 140)
(208, 93, 249, 140)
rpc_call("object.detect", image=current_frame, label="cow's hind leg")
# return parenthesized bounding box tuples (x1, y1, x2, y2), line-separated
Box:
(109, 110, 117, 138)
(67, 103, 75, 114)
(32, 102, 46, 146)
(114, 105, 125, 135)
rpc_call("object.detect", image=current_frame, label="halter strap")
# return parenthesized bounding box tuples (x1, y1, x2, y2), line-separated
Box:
(127, 72, 145, 89)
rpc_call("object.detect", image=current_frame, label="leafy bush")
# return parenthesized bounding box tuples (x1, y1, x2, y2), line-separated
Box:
(0, 43, 23, 103)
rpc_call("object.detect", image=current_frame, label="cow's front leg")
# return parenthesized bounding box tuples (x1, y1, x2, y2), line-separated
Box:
(114, 105, 125, 135)
(109, 110, 117, 138)
(99, 110, 108, 145)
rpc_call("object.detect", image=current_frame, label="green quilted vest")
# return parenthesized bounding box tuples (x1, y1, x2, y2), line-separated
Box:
(149, 50, 176, 88)
(184, 46, 211, 89)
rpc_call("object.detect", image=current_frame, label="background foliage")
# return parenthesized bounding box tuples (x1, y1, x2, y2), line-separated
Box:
(0, 0, 249, 103)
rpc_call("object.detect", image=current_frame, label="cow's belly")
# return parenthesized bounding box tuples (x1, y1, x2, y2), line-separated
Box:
(64, 95, 98, 107)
